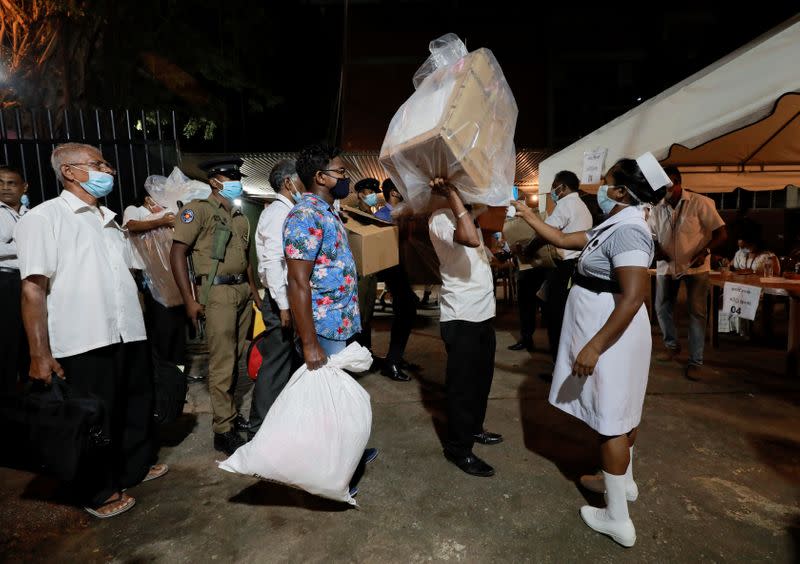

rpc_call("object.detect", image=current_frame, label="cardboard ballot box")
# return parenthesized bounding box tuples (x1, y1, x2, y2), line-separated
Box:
(342, 206, 399, 276)
(380, 47, 518, 209)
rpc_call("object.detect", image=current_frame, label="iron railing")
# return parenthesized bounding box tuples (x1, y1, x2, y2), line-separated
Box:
(0, 108, 179, 215)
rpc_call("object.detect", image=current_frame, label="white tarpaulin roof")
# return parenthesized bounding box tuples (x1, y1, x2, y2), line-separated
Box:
(538, 15, 800, 203)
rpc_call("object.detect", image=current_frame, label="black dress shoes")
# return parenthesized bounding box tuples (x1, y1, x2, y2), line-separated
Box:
(234, 413, 251, 432)
(443, 450, 495, 477)
(381, 362, 411, 382)
(473, 431, 504, 445)
(508, 340, 534, 352)
(214, 430, 246, 456)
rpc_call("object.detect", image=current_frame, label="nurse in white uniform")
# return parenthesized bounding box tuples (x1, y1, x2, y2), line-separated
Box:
(512, 153, 670, 548)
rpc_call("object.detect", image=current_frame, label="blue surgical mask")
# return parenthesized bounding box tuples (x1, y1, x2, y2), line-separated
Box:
(364, 193, 378, 207)
(551, 189, 560, 204)
(512, 186, 519, 200)
(20, 194, 30, 208)
(330, 177, 350, 200)
(79, 170, 115, 198)
(292, 191, 303, 203)
(219, 180, 243, 201)
(597, 184, 625, 215)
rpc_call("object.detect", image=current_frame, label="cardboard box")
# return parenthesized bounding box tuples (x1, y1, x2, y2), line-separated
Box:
(342, 206, 399, 276)
(396, 214, 442, 285)
(380, 48, 518, 206)
(476, 206, 508, 233)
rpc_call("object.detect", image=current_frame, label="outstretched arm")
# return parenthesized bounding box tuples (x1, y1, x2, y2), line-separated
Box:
(511, 201, 588, 251)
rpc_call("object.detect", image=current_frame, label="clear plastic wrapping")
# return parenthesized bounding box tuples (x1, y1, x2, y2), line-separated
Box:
(380, 34, 518, 212)
(144, 167, 211, 214)
(129, 221, 183, 307)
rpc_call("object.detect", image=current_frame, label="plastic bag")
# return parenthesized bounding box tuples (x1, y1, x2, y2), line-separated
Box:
(218, 343, 373, 505)
(144, 167, 211, 214)
(380, 33, 518, 212)
(128, 217, 183, 307)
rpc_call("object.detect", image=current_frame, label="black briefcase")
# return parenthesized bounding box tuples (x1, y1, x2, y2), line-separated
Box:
(3, 378, 110, 482)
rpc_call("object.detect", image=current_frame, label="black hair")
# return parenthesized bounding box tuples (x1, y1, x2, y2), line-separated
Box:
(269, 159, 297, 193)
(382, 178, 396, 202)
(553, 170, 579, 192)
(0, 164, 25, 180)
(295, 144, 341, 189)
(607, 158, 666, 205)
(663, 165, 681, 183)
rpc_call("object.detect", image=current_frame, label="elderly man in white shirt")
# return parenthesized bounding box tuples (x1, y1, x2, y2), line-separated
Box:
(248, 159, 304, 438)
(0, 165, 30, 396)
(15, 142, 167, 519)
(648, 166, 727, 381)
(541, 171, 593, 360)
(429, 178, 502, 478)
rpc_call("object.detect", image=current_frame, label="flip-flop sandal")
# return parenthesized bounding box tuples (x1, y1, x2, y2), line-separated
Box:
(84, 493, 136, 519)
(142, 463, 169, 483)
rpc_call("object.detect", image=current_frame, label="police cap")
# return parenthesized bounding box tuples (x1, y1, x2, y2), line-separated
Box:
(198, 156, 248, 180)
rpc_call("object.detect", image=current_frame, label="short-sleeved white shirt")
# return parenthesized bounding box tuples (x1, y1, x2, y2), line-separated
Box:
(429, 208, 496, 323)
(544, 192, 593, 260)
(15, 190, 146, 358)
(648, 189, 725, 276)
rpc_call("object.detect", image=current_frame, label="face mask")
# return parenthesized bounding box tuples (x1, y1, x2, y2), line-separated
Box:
(597, 184, 626, 215)
(551, 189, 560, 204)
(292, 191, 303, 203)
(20, 194, 30, 208)
(740, 247, 751, 255)
(330, 177, 351, 200)
(512, 186, 519, 200)
(79, 170, 115, 198)
(363, 193, 378, 207)
(218, 180, 243, 201)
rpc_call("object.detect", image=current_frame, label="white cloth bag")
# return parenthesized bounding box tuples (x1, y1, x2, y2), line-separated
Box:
(218, 343, 373, 505)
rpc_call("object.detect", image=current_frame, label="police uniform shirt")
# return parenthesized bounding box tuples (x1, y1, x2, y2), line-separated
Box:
(172, 197, 250, 277)
(14, 190, 146, 357)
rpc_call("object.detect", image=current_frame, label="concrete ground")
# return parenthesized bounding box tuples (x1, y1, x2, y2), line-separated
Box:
(2, 298, 800, 563)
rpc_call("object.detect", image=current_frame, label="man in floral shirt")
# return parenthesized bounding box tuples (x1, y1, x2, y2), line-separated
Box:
(285, 144, 361, 370)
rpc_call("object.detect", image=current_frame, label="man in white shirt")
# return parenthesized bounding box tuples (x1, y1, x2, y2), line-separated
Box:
(428, 178, 500, 478)
(0, 165, 30, 396)
(541, 171, 593, 360)
(249, 159, 304, 437)
(648, 166, 727, 380)
(15, 143, 167, 519)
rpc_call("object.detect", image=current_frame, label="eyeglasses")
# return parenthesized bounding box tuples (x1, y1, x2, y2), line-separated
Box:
(320, 168, 349, 179)
(67, 161, 117, 175)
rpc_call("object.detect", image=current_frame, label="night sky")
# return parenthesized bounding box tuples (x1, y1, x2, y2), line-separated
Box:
(104, 1, 800, 154)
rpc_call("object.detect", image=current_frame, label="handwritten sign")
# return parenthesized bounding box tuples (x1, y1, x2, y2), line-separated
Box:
(582, 148, 608, 184)
(722, 282, 761, 321)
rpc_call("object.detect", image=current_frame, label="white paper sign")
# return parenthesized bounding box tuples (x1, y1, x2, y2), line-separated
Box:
(722, 282, 761, 321)
(582, 148, 608, 184)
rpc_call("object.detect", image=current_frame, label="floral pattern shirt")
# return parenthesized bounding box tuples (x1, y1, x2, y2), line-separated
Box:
(283, 193, 361, 340)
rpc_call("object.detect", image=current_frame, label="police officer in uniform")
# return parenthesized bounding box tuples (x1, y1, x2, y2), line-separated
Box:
(169, 157, 260, 455)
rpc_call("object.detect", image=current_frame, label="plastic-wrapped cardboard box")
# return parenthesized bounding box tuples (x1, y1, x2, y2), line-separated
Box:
(342, 206, 399, 276)
(380, 36, 518, 211)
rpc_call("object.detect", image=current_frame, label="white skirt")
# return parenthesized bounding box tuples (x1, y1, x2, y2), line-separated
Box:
(549, 285, 652, 436)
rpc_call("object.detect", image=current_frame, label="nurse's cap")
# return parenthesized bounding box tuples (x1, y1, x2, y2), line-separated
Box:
(635, 152, 672, 191)
(198, 156, 247, 180)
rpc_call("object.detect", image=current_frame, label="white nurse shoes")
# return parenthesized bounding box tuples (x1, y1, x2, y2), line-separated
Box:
(580, 471, 636, 548)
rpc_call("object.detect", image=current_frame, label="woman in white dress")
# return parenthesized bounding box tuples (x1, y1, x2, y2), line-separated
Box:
(512, 154, 669, 548)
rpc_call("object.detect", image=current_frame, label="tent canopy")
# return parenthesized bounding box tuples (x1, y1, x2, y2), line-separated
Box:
(538, 15, 800, 202)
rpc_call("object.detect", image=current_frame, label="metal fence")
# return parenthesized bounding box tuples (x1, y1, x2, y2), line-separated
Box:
(0, 108, 179, 215)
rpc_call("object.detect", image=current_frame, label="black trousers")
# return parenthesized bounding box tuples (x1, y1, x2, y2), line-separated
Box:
(381, 264, 418, 363)
(544, 259, 577, 361)
(142, 288, 187, 366)
(515, 267, 548, 343)
(440, 319, 496, 458)
(248, 296, 300, 436)
(58, 341, 154, 507)
(0, 270, 28, 397)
